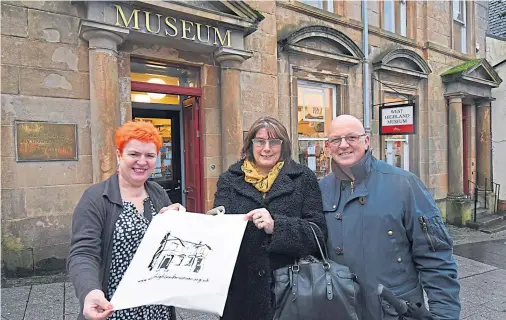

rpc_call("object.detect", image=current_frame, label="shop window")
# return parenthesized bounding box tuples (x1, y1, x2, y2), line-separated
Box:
(297, 80, 338, 179)
(383, 0, 408, 37)
(452, 0, 468, 54)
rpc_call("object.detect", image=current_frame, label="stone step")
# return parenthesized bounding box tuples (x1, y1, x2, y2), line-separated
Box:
(472, 207, 489, 215)
(480, 218, 506, 234)
(466, 212, 506, 230)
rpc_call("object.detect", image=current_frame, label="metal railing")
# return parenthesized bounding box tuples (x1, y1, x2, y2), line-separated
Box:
(471, 172, 501, 215)
(493, 181, 500, 214)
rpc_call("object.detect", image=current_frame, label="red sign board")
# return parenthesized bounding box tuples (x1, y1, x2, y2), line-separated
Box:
(379, 103, 416, 135)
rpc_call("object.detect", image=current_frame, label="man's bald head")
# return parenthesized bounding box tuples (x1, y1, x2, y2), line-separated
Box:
(329, 115, 365, 135)
(327, 114, 370, 167)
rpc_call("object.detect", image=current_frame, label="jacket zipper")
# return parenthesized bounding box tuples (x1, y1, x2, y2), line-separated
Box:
(419, 216, 436, 252)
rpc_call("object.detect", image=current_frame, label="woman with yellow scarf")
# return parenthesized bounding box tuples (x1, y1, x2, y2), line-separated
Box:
(213, 116, 327, 320)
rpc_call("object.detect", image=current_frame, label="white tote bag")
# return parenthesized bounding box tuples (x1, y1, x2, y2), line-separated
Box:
(110, 211, 247, 316)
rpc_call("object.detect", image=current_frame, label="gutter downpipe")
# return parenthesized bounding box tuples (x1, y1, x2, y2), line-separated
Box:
(362, 0, 371, 134)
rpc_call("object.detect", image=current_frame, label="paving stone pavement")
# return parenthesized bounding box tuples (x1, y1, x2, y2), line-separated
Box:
(446, 224, 506, 246)
(0, 280, 219, 320)
(2, 227, 505, 320)
(3, 255, 506, 320)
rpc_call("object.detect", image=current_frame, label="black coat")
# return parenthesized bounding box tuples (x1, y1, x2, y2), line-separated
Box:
(213, 159, 327, 320)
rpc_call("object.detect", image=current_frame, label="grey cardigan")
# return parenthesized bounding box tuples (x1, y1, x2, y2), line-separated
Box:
(67, 173, 171, 318)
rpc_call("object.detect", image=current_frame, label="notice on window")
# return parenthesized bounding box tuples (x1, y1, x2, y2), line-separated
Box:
(110, 211, 247, 316)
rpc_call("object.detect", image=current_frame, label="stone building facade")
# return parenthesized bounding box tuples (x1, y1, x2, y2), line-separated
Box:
(1, 0, 502, 276)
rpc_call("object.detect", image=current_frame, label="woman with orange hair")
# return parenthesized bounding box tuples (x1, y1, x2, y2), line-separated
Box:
(67, 121, 184, 320)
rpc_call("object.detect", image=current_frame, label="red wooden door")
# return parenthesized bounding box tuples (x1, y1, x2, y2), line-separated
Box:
(183, 97, 202, 212)
(463, 106, 469, 195)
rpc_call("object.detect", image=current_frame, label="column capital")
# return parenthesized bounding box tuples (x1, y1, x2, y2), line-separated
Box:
(444, 92, 465, 104)
(476, 97, 494, 108)
(214, 47, 252, 68)
(79, 20, 129, 51)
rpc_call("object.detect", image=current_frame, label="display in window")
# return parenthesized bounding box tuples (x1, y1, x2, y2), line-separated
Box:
(297, 80, 337, 178)
(134, 117, 174, 181)
(298, 140, 330, 179)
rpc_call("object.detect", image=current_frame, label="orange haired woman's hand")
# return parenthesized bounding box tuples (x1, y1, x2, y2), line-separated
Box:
(159, 203, 186, 214)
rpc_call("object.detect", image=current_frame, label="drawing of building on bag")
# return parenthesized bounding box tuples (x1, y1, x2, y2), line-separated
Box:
(148, 232, 212, 274)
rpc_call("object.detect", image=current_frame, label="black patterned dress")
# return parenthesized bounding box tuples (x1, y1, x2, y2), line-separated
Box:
(106, 197, 173, 320)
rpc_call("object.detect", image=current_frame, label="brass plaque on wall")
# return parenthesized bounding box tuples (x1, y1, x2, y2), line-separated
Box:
(15, 121, 78, 162)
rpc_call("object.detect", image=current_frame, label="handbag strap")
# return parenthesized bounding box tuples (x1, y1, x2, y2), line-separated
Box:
(308, 222, 330, 264)
(292, 222, 330, 269)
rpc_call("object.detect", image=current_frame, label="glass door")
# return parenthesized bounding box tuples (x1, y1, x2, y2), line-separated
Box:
(133, 109, 183, 204)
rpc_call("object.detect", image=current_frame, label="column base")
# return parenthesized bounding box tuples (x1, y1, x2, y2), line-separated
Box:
(446, 196, 473, 227)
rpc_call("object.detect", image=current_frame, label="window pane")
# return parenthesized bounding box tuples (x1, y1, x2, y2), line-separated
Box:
(131, 60, 199, 87)
(297, 85, 333, 139)
(131, 90, 180, 104)
(400, 0, 407, 36)
(297, 80, 336, 179)
(384, 0, 395, 32)
(301, 0, 324, 9)
(461, 25, 467, 53)
(453, 0, 465, 22)
(326, 0, 334, 13)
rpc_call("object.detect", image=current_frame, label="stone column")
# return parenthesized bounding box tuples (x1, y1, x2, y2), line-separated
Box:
(447, 96, 465, 196)
(446, 95, 473, 227)
(476, 101, 492, 189)
(214, 48, 252, 170)
(80, 21, 128, 182)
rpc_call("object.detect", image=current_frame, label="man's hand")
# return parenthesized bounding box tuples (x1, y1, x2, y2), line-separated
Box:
(245, 208, 275, 234)
(159, 203, 186, 214)
(83, 289, 113, 320)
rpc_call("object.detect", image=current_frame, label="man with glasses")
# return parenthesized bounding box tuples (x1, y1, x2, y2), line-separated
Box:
(319, 115, 460, 320)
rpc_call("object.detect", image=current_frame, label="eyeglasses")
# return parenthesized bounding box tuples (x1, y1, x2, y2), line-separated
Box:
(328, 134, 366, 146)
(252, 138, 283, 147)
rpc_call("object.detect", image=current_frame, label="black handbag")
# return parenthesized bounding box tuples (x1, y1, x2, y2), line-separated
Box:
(273, 223, 361, 320)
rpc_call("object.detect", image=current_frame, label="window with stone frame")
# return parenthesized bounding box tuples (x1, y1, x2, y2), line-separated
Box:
(382, 0, 408, 37)
(299, 0, 346, 15)
(297, 80, 339, 179)
(452, 0, 470, 54)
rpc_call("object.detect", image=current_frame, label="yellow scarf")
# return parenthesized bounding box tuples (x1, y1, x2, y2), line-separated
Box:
(242, 159, 284, 193)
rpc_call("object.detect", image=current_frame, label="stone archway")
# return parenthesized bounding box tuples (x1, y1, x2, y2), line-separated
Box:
(279, 25, 364, 65)
(373, 48, 431, 78)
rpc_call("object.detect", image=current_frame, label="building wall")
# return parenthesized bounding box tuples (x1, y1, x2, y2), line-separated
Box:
(1, 0, 492, 276)
(1, 1, 91, 276)
(487, 36, 506, 203)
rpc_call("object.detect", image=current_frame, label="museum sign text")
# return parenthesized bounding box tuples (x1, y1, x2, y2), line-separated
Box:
(115, 4, 233, 47)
